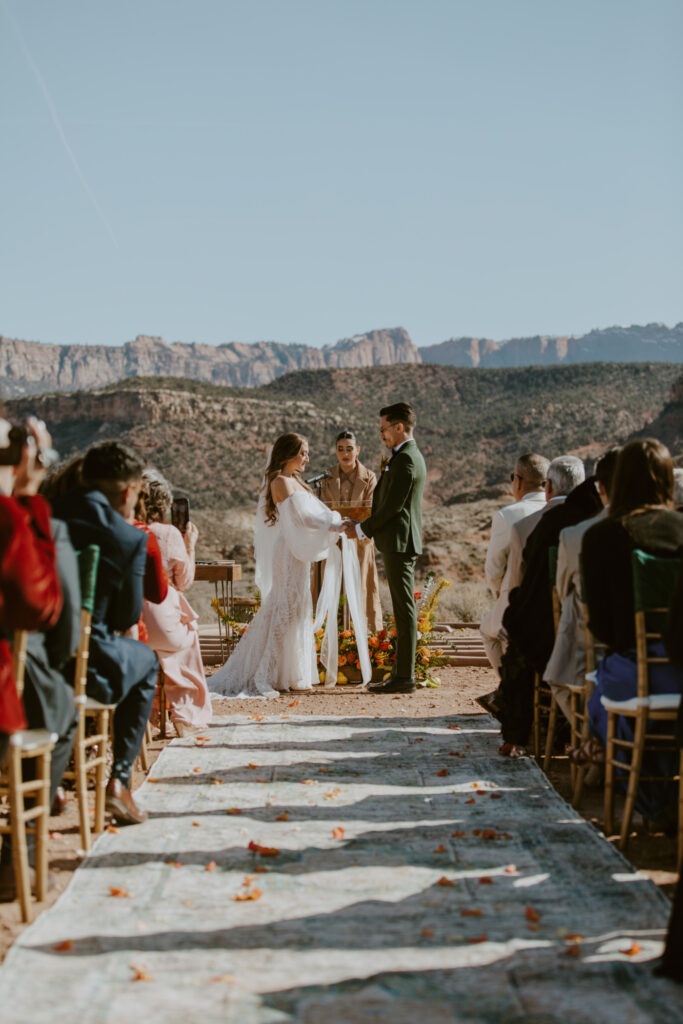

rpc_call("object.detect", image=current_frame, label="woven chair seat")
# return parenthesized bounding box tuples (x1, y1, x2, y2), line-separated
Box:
(600, 692, 680, 714)
(9, 729, 58, 752)
(85, 696, 117, 712)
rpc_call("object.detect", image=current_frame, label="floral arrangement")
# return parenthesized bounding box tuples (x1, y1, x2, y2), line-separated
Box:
(211, 597, 250, 639)
(317, 573, 451, 687)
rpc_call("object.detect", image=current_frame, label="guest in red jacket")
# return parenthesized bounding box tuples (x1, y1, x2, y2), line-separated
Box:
(0, 415, 62, 761)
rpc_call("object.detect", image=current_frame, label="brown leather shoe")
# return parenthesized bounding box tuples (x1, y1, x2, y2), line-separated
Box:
(105, 779, 147, 826)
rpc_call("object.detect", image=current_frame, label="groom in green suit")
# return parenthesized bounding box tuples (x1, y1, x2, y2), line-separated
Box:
(344, 402, 426, 693)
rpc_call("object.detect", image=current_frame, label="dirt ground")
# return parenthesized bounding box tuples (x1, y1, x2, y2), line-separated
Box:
(0, 661, 678, 963)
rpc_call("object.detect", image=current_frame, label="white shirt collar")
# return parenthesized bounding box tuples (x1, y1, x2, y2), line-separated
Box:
(392, 439, 411, 453)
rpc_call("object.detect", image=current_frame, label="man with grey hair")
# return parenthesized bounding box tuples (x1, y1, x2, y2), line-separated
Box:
(673, 467, 683, 510)
(480, 453, 549, 671)
(496, 462, 602, 755)
(503, 455, 585, 597)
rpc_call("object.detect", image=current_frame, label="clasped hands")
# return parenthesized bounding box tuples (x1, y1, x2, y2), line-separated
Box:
(340, 517, 357, 539)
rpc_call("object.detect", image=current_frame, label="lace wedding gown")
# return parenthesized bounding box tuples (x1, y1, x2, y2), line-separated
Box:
(209, 489, 371, 698)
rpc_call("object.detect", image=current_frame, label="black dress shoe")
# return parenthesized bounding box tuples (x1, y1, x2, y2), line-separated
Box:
(476, 690, 502, 721)
(369, 676, 416, 694)
(105, 779, 147, 826)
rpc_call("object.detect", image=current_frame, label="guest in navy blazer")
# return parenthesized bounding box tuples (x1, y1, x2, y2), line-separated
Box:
(53, 441, 158, 825)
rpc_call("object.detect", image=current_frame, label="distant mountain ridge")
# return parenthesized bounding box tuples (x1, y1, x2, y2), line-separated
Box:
(6, 362, 681, 510)
(0, 322, 680, 398)
(420, 322, 683, 367)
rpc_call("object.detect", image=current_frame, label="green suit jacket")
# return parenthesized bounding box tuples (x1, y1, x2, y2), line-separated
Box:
(362, 439, 426, 555)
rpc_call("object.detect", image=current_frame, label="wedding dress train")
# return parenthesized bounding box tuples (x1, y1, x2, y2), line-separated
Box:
(209, 489, 370, 698)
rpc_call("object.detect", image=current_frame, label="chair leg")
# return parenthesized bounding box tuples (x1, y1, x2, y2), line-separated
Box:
(543, 693, 558, 773)
(74, 711, 92, 852)
(158, 675, 167, 739)
(8, 744, 32, 923)
(34, 749, 51, 902)
(138, 726, 150, 774)
(678, 748, 683, 871)
(532, 674, 541, 759)
(94, 710, 109, 834)
(604, 711, 616, 836)
(618, 712, 647, 851)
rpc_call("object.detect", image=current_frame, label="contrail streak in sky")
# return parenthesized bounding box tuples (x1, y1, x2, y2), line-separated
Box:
(2, 1, 119, 248)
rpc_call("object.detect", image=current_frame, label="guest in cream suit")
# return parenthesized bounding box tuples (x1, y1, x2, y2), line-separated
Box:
(479, 454, 549, 670)
(320, 430, 383, 633)
(545, 447, 620, 720)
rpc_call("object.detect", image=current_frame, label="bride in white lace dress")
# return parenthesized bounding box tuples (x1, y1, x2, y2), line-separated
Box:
(209, 433, 371, 698)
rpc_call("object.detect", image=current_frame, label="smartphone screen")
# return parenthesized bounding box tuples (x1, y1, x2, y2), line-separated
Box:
(171, 497, 190, 535)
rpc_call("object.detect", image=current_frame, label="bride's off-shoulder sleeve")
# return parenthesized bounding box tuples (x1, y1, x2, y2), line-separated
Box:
(279, 492, 342, 564)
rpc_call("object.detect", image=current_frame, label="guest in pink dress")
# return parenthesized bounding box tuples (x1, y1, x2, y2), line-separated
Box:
(139, 470, 212, 736)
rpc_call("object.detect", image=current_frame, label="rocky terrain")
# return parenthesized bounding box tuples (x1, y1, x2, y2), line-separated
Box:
(0, 328, 419, 397)
(420, 322, 683, 367)
(1, 323, 680, 398)
(6, 360, 681, 621)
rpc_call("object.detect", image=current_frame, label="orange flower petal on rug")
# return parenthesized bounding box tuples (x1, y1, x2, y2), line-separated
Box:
(165, 861, 183, 868)
(433, 844, 447, 853)
(248, 840, 280, 856)
(53, 940, 73, 952)
(461, 908, 483, 917)
(109, 887, 131, 898)
(421, 928, 434, 937)
(233, 887, 262, 902)
(478, 876, 493, 885)
(332, 827, 345, 839)
(106, 825, 120, 834)
(204, 861, 217, 872)
(437, 876, 456, 887)
(436, 769, 448, 777)
(276, 812, 289, 821)
(468, 934, 488, 944)
(489, 792, 502, 799)
(226, 808, 242, 815)
(253, 866, 270, 873)
(464, 798, 476, 804)
(130, 966, 153, 982)
(565, 944, 582, 957)
(451, 830, 467, 838)
(289, 700, 299, 707)
(525, 906, 541, 922)
(619, 942, 642, 956)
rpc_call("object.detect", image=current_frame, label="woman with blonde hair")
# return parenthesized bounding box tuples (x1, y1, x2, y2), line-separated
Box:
(209, 433, 370, 697)
(139, 469, 212, 735)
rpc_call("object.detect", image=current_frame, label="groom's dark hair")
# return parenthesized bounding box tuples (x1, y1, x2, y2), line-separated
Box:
(380, 402, 416, 431)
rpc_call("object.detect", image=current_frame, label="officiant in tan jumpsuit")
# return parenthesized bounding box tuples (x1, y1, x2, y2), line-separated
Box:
(319, 430, 383, 633)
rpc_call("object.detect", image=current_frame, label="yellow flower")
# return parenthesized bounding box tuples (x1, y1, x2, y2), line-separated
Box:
(318, 670, 326, 683)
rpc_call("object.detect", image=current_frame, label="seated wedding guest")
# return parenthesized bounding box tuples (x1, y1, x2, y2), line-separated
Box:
(575, 439, 683, 825)
(654, 563, 683, 982)
(52, 441, 158, 825)
(497, 458, 601, 756)
(131, 480, 168, 646)
(0, 415, 62, 767)
(674, 467, 683, 510)
(0, 515, 81, 898)
(139, 469, 212, 735)
(320, 430, 383, 633)
(479, 453, 549, 673)
(545, 447, 621, 722)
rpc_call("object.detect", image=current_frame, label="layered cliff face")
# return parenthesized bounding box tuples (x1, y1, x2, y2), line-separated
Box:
(0, 327, 420, 397)
(420, 323, 683, 368)
(6, 361, 679, 511)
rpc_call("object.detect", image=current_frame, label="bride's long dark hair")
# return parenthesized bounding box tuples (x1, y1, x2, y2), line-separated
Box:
(263, 432, 311, 525)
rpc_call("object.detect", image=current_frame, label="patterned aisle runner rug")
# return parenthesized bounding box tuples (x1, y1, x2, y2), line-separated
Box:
(0, 714, 681, 1024)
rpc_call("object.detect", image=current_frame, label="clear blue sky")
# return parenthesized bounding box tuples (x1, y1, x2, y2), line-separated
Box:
(1, 0, 681, 349)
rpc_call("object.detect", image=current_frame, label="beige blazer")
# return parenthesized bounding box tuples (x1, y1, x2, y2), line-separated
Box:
(320, 462, 383, 633)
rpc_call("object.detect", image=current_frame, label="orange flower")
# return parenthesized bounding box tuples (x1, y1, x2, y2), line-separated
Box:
(368, 636, 380, 648)
(233, 887, 262, 902)
(338, 654, 348, 666)
(248, 840, 280, 857)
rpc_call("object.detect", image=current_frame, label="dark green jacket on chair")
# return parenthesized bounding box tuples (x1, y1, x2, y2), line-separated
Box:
(362, 439, 426, 554)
